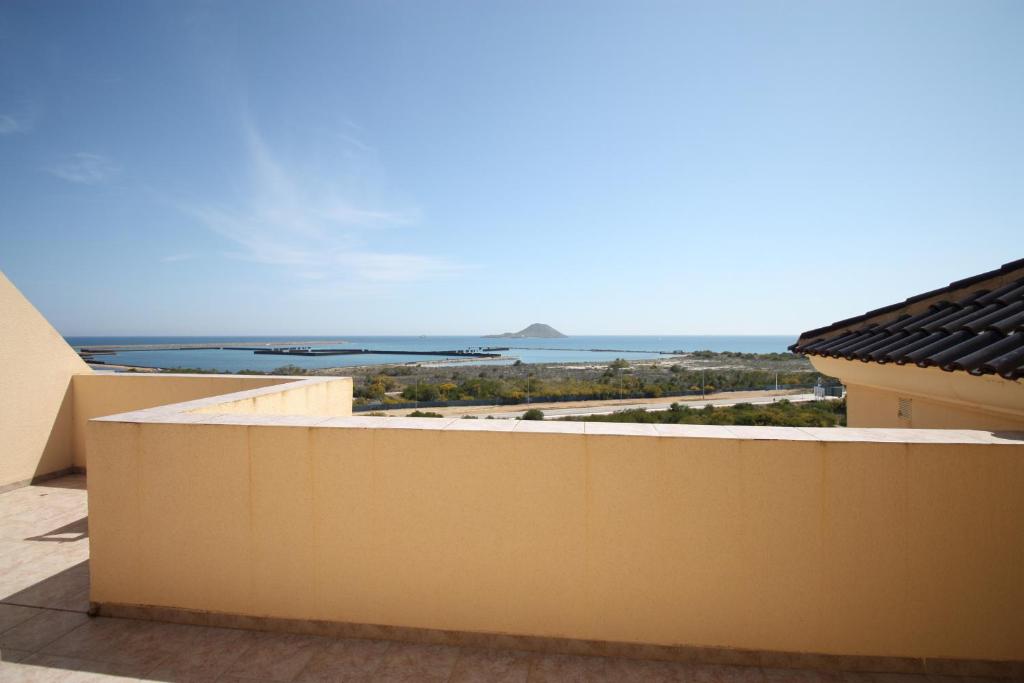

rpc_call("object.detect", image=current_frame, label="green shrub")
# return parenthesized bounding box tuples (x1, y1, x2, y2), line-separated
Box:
(563, 399, 845, 428)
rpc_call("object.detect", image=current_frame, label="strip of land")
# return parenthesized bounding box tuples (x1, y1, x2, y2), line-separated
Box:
(367, 388, 812, 418)
(77, 340, 349, 352)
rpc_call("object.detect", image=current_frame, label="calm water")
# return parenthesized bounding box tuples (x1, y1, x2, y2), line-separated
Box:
(66, 335, 796, 373)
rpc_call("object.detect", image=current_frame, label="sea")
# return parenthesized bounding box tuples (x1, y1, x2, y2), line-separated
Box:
(65, 335, 796, 373)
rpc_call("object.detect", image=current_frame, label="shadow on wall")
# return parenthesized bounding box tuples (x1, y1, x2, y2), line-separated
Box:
(33, 379, 76, 482)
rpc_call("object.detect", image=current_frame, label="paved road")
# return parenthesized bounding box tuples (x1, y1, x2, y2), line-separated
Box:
(477, 393, 821, 419)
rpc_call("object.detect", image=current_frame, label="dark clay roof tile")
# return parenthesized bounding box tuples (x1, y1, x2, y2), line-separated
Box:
(989, 310, 1024, 334)
(793, 260, 1024, 379)
(962, 300, 1024, 333)
(882, 331, 950, 363)
(929, 331, 1004, 370)
(951, 334, 1024, 373)
(867, 331, 924, 361)
(975, 278, 1024, 305)
(981, 343, 1024, 380)
(921, 304, 981, 333)
(903, 331, 973, 365)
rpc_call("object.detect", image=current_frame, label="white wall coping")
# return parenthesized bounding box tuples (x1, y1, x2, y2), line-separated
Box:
(80, 372, 312, 380)
(90, 376, 343, 418)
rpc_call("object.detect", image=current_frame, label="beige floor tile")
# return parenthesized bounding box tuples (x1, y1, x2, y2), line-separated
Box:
(21, 515, 88, 544)
(529, 653, 612, 682)
(45, 589, 91, 614)
(294, 638, 392, 682)
(0, 609, 90, 652)
(23, 652, 151, 678)
(363, 642, 460, 682)
(223, 632, 328, 682)
(0, 603, 44, 635)
(0, 646, 34, 663)
(599, 657, 702, 682)
(3, 562, 91, 612)
(0, 660, 63, 683)
(450, 648, 533, 683)
(762, 669, 844, 683)
(142, 624, 256, 680)
(678, 663, 766, 682)
(842, 674, 932, 683)
(36, 476, 87, 491)
(42, 617, 190, 670)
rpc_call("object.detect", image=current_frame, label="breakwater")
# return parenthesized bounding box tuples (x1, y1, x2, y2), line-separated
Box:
(253, 347, 506, 358)
(508, 346, 676, 355)
(77, 340, 347, 353)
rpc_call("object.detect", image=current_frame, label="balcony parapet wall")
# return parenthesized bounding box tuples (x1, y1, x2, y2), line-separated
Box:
(86, 379, 1024, 672)
(71, 373, 345, 470)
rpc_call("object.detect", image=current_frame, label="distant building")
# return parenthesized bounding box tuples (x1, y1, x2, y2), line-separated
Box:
(792, 259, 1024, 430)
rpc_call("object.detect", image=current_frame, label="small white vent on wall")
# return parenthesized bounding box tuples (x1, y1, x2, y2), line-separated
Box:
(898, 398, 913, 421)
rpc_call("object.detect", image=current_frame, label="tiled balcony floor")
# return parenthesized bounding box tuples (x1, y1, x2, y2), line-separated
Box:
(0, 476, 999, 683)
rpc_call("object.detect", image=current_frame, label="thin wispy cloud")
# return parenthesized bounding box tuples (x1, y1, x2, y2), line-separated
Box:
(332, 131, 375, 154)
(183, 122, 466, 287)
(48, 153, 119, 184)
(0, 113, 31, 135)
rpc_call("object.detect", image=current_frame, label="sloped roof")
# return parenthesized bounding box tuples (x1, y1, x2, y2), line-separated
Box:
(790, 259, 1024, 380)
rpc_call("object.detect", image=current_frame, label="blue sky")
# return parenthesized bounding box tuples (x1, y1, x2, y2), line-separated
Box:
(1, 1, 1021, 336)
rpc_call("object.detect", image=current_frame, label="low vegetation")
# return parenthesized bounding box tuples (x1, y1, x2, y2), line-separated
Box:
(562, 399, 846, 427)
(684, 350, 798, 362)
(159, 364, 312, 376)
(355, 365, 825, 405)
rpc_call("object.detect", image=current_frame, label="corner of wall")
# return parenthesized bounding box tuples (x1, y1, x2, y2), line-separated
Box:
(0, 271, 91, 487)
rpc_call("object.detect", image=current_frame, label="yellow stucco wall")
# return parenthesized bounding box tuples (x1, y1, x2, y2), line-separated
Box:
(846, 384, 1024, 430)
(811, 356, 1024, 430)
(186, 376, 352, 418)
(87, 417, 1024, 662)
(71, 374, 314, 469)
(0, 271, 91, 487)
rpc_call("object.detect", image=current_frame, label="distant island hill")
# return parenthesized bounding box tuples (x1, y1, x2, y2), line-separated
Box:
(483, 323, 568, 339)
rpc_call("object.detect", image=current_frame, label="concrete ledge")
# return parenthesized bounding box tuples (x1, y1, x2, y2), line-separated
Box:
(92, 401, 1024, 445)
(94, 602, 1024, 679)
